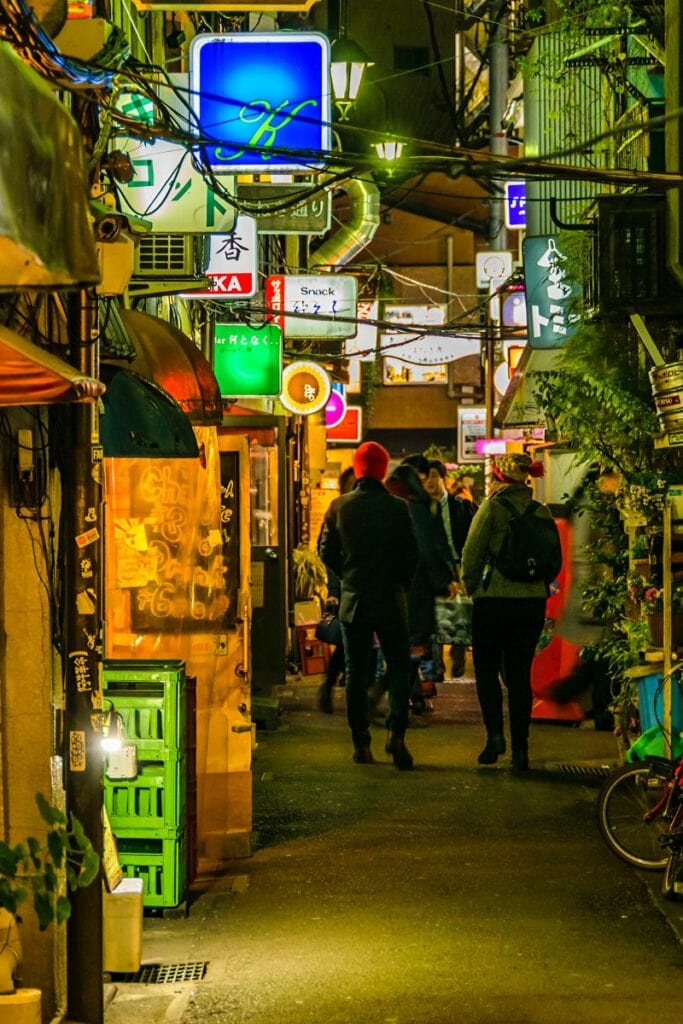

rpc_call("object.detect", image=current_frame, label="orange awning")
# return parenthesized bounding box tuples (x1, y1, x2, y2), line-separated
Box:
(0, 325, 104, 406)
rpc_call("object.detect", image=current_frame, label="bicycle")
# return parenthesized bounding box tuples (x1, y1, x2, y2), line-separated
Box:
(596, 754, 683, 872)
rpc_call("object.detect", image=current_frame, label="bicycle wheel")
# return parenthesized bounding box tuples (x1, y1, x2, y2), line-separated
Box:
(597, 763, 670, 870)
(662, 841, 683, 899)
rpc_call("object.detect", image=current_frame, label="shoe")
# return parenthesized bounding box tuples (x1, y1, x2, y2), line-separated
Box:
(409, 697, 426, 715)
(352, 747, 374, 764)
(385, 733, 414, 770)
(318, 685, 333, 714)
(477, 733, 506, 765)
(511, 745, 529, 772)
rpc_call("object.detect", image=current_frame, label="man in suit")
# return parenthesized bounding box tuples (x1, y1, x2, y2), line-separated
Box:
(426, 459, 476, 676)
(320, 441, 419, 769)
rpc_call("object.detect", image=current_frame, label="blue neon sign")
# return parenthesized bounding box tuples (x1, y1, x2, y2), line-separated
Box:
(504, 181, 527, 230)
(190, 33, 331, 174)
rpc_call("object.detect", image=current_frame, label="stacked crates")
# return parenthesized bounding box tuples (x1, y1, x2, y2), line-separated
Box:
(103, 660, 187, 910)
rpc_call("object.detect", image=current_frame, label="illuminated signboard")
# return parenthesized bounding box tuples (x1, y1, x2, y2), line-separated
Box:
(280, 361, 331, 415)
(344, 300, 378, 361)
(190, 33, 331, 173)
(184, 217, 257, 299)
(133, 0, 320, 11)
(504, 181, 527, 230)
(457, 407, 486, 463)
(114, 76, 235, 233)
(325, 384, 347, 429)
(327, 405, 363, 444)
(265, 274, 357, 339)
(379, 304, 479, 366)
(213, 323, 282, 397)
(237, 183, 331, 236)
(523, 236, 581, 349)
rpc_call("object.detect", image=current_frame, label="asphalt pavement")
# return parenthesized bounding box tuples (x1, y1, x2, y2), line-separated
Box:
(104, 678, 683, 1024)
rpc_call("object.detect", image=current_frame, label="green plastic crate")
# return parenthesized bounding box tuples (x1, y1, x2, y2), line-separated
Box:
(103, 660, 186, 752)
(104, 756, 186, 831)
(104, 693, 186, 758)
(114, 829, 187, 909)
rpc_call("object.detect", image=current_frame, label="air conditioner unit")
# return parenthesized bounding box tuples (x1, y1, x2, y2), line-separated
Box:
(133, 233, 202, 278)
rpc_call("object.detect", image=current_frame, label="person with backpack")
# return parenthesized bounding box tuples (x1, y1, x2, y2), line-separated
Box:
(460, 453, 562, 771)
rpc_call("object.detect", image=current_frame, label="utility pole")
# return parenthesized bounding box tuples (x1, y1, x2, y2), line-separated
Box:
(484, 0, 509, 486)
(63, 286, 104, 1024)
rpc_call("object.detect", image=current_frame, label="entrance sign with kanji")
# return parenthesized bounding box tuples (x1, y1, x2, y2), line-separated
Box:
(265, 274, 357, 339)
(184, 217, 258, 299)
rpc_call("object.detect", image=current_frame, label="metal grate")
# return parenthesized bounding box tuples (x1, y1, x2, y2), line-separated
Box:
(551, 763, 613, 777)
(115, 962, 208, 985)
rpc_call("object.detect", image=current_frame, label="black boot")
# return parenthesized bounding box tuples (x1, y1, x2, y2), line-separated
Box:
(511, 743, 529, 772)
(318, 684, 333, 714)
(385, 732, 414, 770)
(477, 732, 506, 765)
(353, 746, 374, 764)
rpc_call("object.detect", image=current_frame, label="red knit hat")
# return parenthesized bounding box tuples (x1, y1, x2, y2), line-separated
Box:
(353, 441, 390, 481)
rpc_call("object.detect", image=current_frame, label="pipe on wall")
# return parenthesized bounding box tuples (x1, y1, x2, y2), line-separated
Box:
(308, 173, 380, 270)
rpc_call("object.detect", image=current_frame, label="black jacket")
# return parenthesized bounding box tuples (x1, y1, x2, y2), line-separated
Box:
(319, 478, 419, 623)
(407, 497, 455, 635)
(444, 493, 476, 559)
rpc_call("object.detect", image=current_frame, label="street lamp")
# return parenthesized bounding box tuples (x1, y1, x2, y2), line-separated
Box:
(330, 37, 374, 122)
(374, 137, 405, 162)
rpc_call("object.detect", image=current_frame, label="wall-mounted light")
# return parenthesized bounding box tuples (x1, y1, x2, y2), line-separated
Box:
(330, 38, 374, 122)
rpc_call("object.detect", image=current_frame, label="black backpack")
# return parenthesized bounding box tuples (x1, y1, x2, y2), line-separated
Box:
(492, 494, 563, 585)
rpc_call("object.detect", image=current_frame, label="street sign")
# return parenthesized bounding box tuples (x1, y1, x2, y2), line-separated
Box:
(265, 274, 358, 339)
(523, 235, 581, 348)
(113, 76, 236, 234)
(190, 33, 331, 174)
(236, 183, 331, 236)
(280, 361, 331, 415)
(344, 300, 379, 361)
(213, 323, 282, 397)
(504, 181, 527, 230)
(184, 216, 258, 299)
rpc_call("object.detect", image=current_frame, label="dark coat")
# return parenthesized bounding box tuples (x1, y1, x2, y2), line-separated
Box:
(445, 493, 477, 558)
(319, 478, 419, 624)
(407, 496, 454, 635)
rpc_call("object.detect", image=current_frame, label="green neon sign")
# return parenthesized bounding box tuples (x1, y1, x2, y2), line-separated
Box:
(213, 323, 283, 397)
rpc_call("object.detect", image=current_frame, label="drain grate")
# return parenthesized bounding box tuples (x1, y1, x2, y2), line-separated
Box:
(551, 763, 612, 777)
(115, 962, 208, 985)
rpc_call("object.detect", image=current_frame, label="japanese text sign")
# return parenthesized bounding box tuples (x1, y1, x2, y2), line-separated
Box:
(237, 183, 331, 235)
(213, 323, 282, 397)
(190, 33, 331, 174)
(265, 274, 357, 339)
(523, 236, 581, 349)
(504, 181, 527, 230)
(184, 216, 258, 299)
(113, 76, 236, 233)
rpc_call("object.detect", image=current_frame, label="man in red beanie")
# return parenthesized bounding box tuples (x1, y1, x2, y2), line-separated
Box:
(320, 441, 419, 768)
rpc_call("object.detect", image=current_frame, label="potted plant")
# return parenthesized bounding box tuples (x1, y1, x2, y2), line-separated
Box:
(292, 544, 327, 604)
(0, 793, 99, 1006)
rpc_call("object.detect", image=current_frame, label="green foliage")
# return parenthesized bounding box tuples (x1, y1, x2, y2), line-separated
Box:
(0, 794, 100, 930)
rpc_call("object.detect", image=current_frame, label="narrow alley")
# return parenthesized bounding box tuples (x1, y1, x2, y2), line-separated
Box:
(105, 681, 683, 1024)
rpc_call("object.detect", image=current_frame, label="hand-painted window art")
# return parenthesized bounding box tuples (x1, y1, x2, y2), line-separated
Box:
(190, 33, 331, 174)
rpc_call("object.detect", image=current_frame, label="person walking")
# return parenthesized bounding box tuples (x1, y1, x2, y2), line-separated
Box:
(425, 459, 476, 677)
(320, 442, 419, 769)
(385, 463, 457, 711)
(316, 467, 355, 714)
(460, 453, 555, 772)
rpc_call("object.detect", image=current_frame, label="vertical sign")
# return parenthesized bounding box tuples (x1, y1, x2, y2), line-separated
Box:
(523, 236, 581, 348)
(184, 217, 258, 299)
(219, 451, 240, 628)
(504, 181, 527, 230)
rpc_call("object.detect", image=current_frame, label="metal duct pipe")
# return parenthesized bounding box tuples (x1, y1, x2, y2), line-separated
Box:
(308, 173, 380, 270)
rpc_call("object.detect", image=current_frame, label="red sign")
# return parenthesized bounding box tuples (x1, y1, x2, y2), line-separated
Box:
(327, 405, 362, 443)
